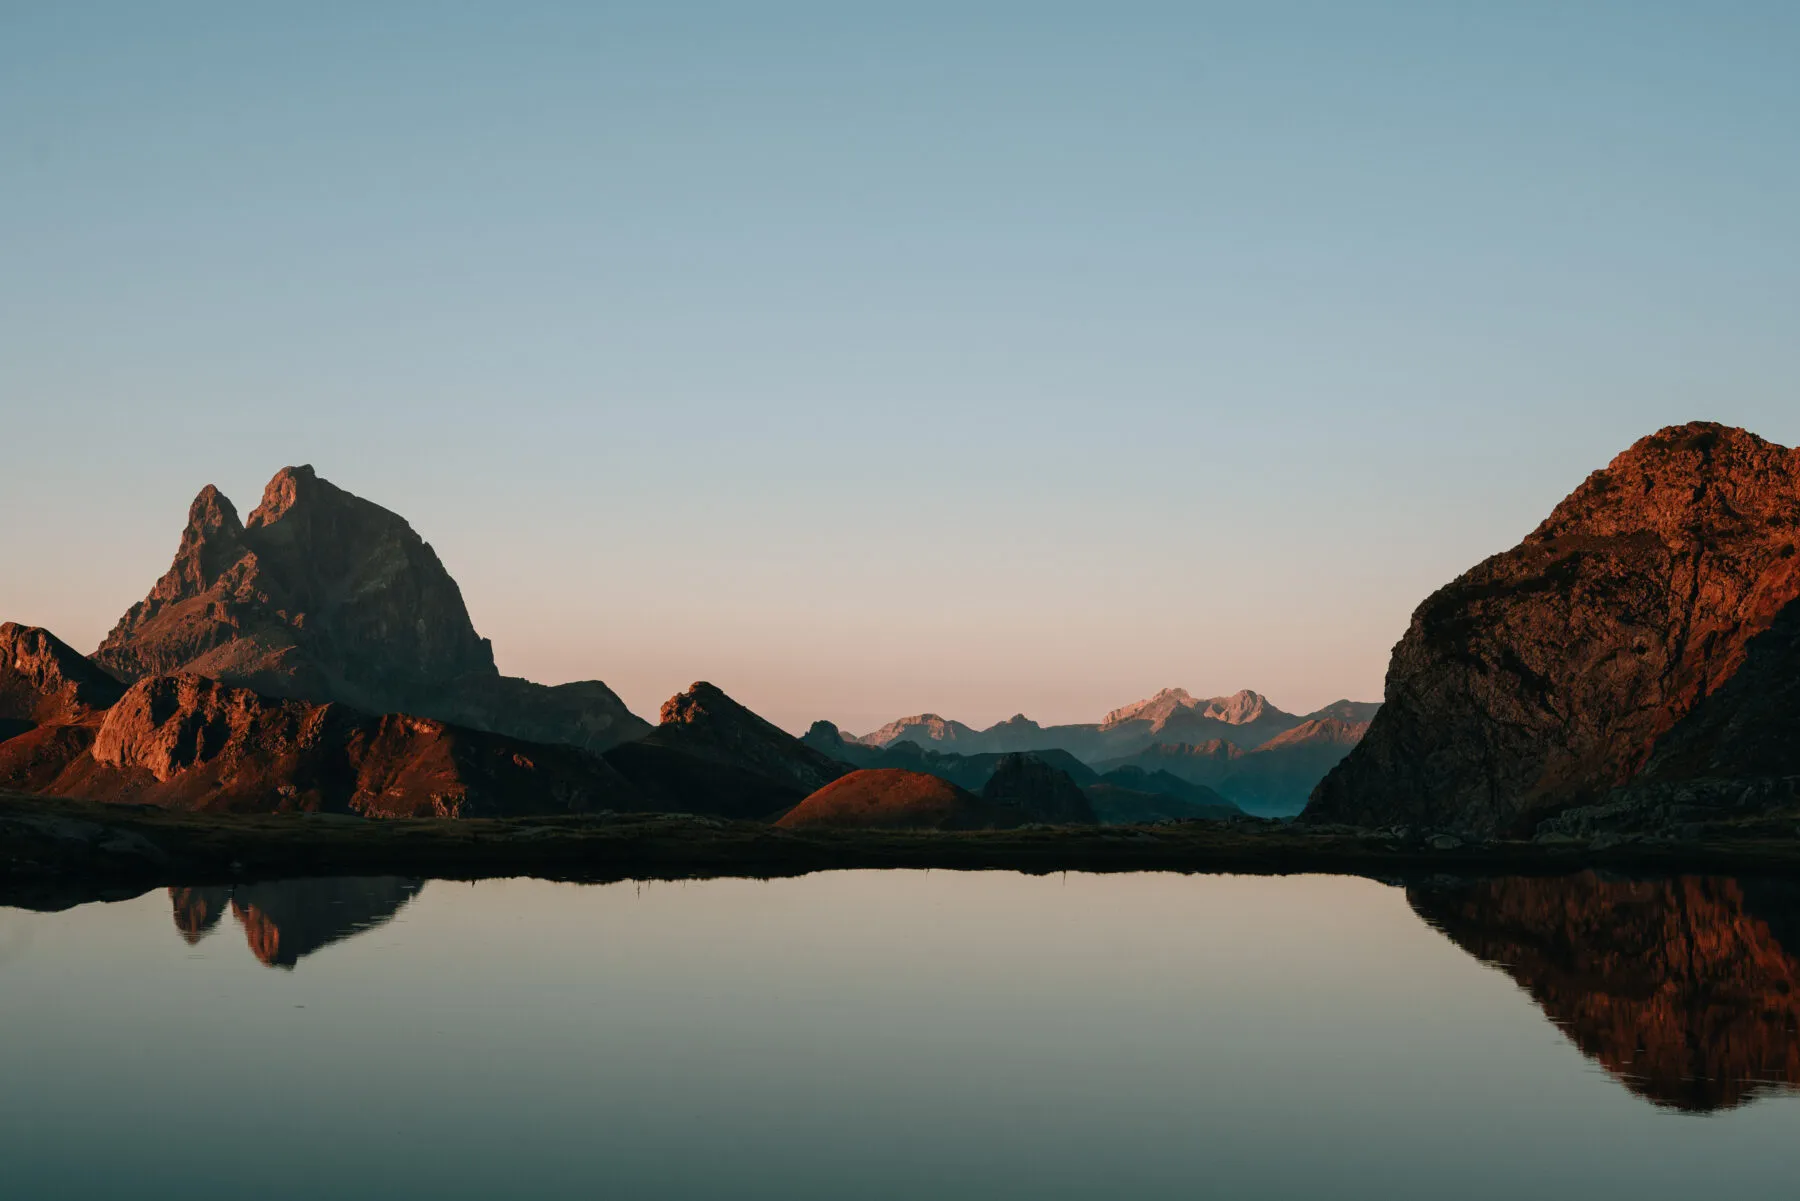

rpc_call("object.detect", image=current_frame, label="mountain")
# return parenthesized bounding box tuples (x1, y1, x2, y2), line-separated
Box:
(799, 719, 889, 767)
(849, 689, 1367, 764)
(1100, 687, 1288, 738)
(604, 682, 848, 820)
(979, 753, 1096, 824)
(92, 466, 648, 753)
(1216, 718, 1373, 816)
(803, 721, 1099, 794)
(1091, 717, 1371, 817)
(775, 768, 1031, 831)
(0, 623, 124, 728)
(1297, 699, 1380, 726)
(4, 670, 641, 817)
(1307, 423, 1800, 837)
(850, 713, 980, 748)
(1409, 873, 1800, 1112)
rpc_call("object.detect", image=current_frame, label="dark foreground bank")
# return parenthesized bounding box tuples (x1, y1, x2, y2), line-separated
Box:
(8, 789, 1800, 911)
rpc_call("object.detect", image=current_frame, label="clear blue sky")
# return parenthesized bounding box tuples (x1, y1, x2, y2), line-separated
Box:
(3, 2, 1797, 732)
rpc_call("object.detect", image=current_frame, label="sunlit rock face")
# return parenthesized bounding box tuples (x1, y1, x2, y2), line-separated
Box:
(0, 623, 124, 726)
(1310, 423, 1800, 836)
(92, 466, 647, 754)
(1409, 873, 1800, 1112)
(167, 878, 424, 969)
(61, 671, 643, 817)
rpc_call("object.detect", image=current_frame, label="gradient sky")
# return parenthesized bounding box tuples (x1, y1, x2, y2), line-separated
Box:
(3, 2, 1797, 733)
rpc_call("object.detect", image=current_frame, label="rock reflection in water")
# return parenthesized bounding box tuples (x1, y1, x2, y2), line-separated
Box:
(1409, 873, 1800, 1112)
(167, 878, 425, 969)
(169, 886, 231, 944)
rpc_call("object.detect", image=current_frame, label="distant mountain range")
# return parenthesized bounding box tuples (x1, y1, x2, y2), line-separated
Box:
(832, 689, 1379, 815)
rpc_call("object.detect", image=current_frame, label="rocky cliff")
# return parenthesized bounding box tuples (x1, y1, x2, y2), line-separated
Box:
(92, 466, 647, 753)
(0, 623, 124, 726)
(8, 671, 641, 817)
(1308, 423, 1800, 836)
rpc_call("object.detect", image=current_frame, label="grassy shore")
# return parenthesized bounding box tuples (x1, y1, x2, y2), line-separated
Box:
(7, 789, 1800, 910)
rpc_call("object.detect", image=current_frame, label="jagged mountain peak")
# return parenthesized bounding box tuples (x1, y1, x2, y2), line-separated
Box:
(88, 466, 645, 754)
(1101, 687, 1195, 729)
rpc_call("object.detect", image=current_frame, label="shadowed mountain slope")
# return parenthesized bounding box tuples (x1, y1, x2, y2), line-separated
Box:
(980, 753, 1096, 824)
(605, 683, 848, 820)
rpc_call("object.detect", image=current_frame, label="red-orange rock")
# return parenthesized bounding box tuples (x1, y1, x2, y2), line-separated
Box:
(1309, 423, 1800, 835)
(0, 623, 124, 726)
(1410, 873, 1800, 1111)
(31, 672, 640, 817)
(776, 768, 1030, 831)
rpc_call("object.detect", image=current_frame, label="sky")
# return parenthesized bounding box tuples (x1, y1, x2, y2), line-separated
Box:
(2, 2, 1797, 734)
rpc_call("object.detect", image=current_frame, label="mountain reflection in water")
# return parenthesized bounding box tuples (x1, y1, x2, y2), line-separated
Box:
(1409, 873, 1800, 1112)
(154, 869, 1800, 1113)
(169, 878, 424, 969)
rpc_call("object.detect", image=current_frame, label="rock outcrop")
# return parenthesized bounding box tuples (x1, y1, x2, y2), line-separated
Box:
(16, 672, 640, 817)
(1308, 423, 1800, 836)
(604, 682, 848, 820)
(979, 753, 1096, 824)
(799, 719, 886, 768)
(92, 466, 647, 753)
(775, 768, 1030, 831)
(1409, 873, 1800, 1111)
(0, 623, 124, 726)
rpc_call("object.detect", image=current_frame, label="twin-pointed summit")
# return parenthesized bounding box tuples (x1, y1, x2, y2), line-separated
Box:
(94, 465, 646, 753)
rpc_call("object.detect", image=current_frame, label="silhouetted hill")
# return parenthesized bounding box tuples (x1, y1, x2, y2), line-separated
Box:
(606, 683, 848, 820)
(980, 753, 1095, 824)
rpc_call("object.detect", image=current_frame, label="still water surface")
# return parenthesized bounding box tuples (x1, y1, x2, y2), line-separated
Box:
(2, 870, 1797, 1200)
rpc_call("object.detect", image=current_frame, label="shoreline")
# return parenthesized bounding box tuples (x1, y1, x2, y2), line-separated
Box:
(8, 790, 1800, 911)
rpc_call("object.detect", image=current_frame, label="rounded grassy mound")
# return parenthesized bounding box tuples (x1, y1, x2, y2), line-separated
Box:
(775, 768, 1027, 831)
